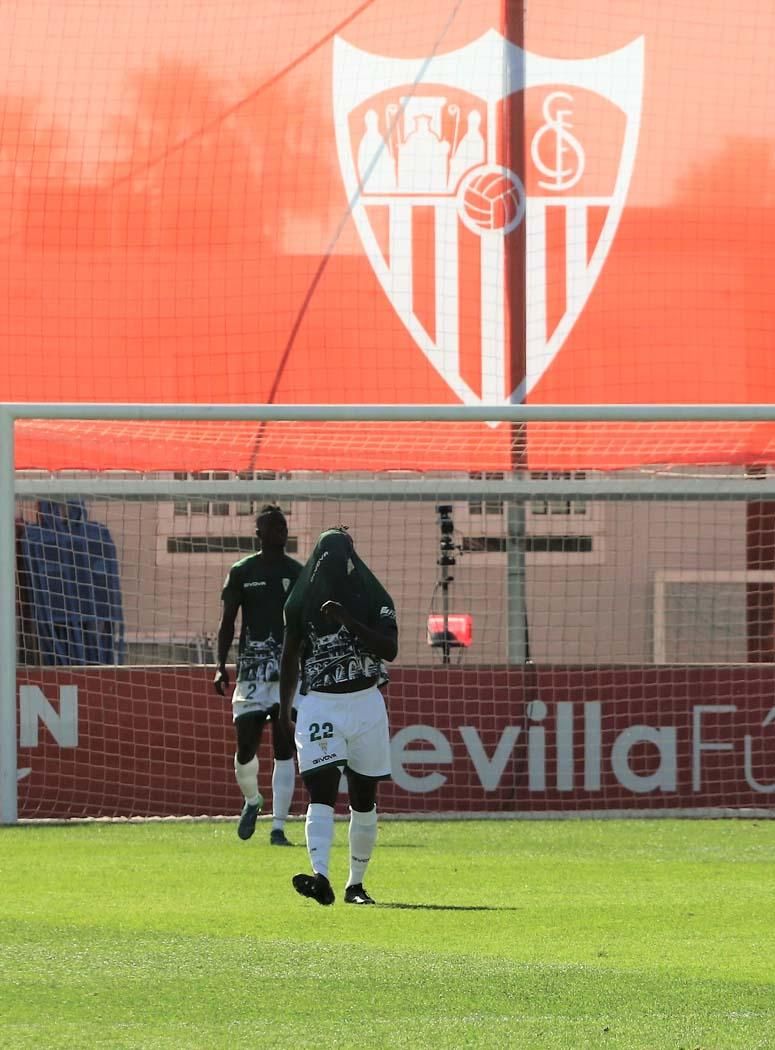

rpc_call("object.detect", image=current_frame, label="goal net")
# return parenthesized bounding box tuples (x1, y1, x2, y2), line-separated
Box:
(7, 416, 775, 821)
(3, 0, 775, 471)
(3, 0, 775, 821)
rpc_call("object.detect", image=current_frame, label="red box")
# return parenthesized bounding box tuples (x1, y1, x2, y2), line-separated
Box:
(427, 614, 473, 647)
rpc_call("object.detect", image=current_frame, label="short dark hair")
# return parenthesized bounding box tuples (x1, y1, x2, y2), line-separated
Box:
(256, 504, 286, 529)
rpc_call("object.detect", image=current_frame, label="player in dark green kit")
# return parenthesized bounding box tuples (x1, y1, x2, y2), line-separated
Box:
(280, 527, 398, 904)
(214, 505, 303, 845)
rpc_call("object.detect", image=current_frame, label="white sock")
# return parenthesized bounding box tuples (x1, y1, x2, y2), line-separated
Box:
(305, 803, 334, 878)
(271, 758, 295, 830)
(234, 754, 261, 806)
(347, 805, 378, 887)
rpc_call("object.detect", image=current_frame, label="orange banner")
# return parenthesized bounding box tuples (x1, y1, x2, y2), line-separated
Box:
(2, 1, 775, 470)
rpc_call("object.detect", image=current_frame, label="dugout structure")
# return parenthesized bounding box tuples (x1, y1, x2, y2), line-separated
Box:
(3, 404, 775, 824)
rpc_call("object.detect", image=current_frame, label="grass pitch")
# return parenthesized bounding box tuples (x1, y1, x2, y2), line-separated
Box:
(1, 819, 773, 1049)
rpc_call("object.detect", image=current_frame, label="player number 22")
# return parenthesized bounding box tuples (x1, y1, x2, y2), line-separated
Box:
(309, 721, 333, 742)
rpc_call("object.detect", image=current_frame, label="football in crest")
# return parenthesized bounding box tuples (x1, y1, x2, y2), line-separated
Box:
(459, 165, 526, 234)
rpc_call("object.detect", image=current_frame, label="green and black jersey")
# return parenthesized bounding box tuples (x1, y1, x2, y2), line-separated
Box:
(300, 599, 397, 694)
(283, 528, 398, 695)
(221, 552, 303, 685)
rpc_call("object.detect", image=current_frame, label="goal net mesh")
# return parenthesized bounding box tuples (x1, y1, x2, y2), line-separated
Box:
(14, 460, 775, 819)
(4, 0, 775, 818)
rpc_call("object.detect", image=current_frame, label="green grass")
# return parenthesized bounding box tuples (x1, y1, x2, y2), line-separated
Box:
(1, 819, 774, 1049)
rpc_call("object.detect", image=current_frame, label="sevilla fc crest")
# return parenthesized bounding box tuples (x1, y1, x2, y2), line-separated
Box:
(333, 30, 644, 407)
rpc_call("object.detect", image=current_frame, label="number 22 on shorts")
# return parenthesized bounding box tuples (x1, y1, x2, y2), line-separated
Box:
(309, 721, 333, 742)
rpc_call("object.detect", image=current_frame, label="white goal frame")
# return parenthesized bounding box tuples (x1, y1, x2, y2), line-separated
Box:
(4, 401, 775, 824)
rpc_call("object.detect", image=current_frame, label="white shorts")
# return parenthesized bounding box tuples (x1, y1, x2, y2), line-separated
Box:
(294, 685, 391, 779)
(232, 680, 279, 722)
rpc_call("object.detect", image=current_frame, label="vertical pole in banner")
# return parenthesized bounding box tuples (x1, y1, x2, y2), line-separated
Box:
(0, 407, 17, 823)
(504, 1, 529, 665)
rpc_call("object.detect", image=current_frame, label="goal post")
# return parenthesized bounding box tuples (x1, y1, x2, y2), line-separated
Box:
(0, 410, 16, 823)
(5, 403, 775, 824)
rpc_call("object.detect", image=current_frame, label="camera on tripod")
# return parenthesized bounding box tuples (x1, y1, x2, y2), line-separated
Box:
(427, 504, 472, 660)
(436, 504, 456, 566)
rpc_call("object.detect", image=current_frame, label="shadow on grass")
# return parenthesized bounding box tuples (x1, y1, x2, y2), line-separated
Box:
(378, 902, 520, 911)
(372, 843, 427, 849)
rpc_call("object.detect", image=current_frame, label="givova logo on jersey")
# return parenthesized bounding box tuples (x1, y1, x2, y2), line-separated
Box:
(333, 30, 644, 408)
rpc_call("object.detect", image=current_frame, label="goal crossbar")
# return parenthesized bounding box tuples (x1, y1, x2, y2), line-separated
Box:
(14, 476, 775, 501)
(4, 402, 775, 422)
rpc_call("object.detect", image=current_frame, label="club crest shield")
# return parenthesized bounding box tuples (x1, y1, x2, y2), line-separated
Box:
(333, 30, 644, 407)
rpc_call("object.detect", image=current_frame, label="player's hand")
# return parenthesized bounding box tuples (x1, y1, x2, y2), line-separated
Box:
(213, 667, 230, 696)
(321, 600, 352, 629)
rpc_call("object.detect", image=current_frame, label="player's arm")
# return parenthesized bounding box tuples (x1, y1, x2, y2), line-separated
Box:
(213, 592, 240, 695)
(320, 601, 398, 662)
(279, 628, 302, 734)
